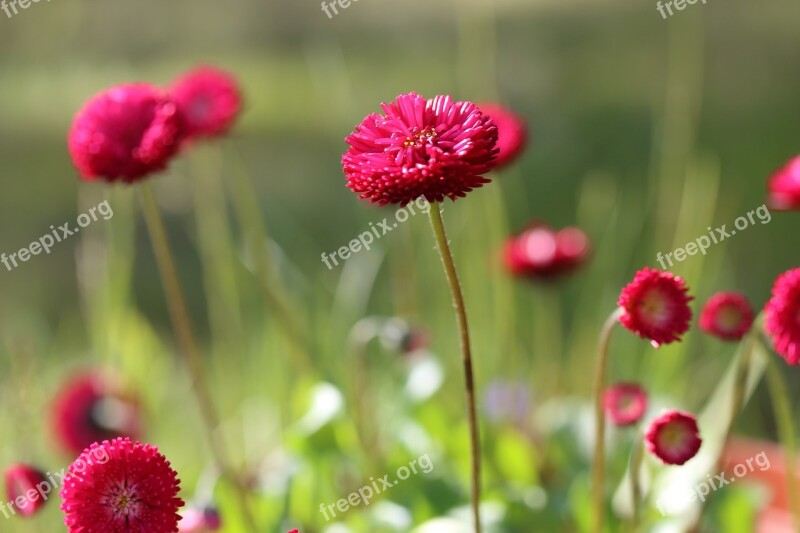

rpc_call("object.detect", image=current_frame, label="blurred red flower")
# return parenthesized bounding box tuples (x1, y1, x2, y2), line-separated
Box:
(698, 291, 754, 341)
(503, 223, 591, 280)
(477, 102, 528, 169)
(765, 268, 800, 364)
(170, 66, 242, 141)
(4, 464, 49, 517)
(603, 383, 647, 426)
(766, 155, 800, 211)
(645, 410, 702, 465)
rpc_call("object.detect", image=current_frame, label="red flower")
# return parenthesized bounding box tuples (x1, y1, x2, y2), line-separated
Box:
(766, 156, 800, 211)
(618, 268, 693, 347)
(60, 438, 184, 532)
(765, 268, 800, 365)
(503, 223, 591, 280)
(4, 464, 49, 517)
(68, 84, 182, 183)
(477, 103, 527, 169)
(645, 410, 702, 465)
(51, 373, 142, 457)
(603, 383, 648, 426)
(170, 67, 242, 141)
(178, 505, 221, 532)
(342, 92, 498, 206)
(699, 292, 755, 341)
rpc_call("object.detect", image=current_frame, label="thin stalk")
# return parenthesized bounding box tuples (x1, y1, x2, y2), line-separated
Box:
(628, 439, 645, 532)
(427, 202, 481, 533)
(591, 307, 624, 533)
(765, 355, 800, 530)
(139, 182, 258, 532)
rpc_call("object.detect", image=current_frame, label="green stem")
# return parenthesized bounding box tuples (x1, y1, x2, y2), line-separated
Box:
(592, 307, 623, 533)
(628, 439, 645, 532)
(428, 202, 481, 533)
(139, 182, 258, 532)
(765, 354, 800, 529)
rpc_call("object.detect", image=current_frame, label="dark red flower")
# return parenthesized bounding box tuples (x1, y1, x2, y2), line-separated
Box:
(4, 464, 49, 517)
(766, 156, 800, 211)
(68, 84, 182, 183)
(603, 383, 648, 426)
(765, 268, 800, 365)
(51, 373, 142, 457)
(178, 505, 221, 532)
(169, 67, 242, 141)
(503, 223, 591, 280)
(477, 103, 527, 169)
(60, 438, 184, 532)
(645, 410, 702, 465)
(699, 292, 755, 341)
(342, 92, 498, 206)
(618, 268, 693, 347)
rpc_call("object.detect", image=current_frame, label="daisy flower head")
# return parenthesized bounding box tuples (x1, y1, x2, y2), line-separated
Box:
(698, 292, 755, 341)
(645, 410, 702, 465)
(169, 66, 242, 141)
(603, 383, 648, 427)
(764, 268, 800, 364)
(477, 102, 528, 168)
(766, 155, 800, 211)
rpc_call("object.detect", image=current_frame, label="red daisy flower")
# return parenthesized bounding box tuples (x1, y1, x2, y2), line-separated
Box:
(617, 268, 693, 347)
(645, 410, 702, 465)
(342, 92, 499, 206)
(68, 83, 183, 183)
(60, 438, 184, 532)
(477, 102, 528, 169)
(51, 373, 142, 457)
(169, 67, 242, 141)
(503, 223, 591, 280)
(4, 464, 49, 517)
(699, 292, 755, 341)
(765, 268, 800, 365)
(766, 155, 800, 211)
(603, 383, 648, 426)
(178, 505, 221, 532)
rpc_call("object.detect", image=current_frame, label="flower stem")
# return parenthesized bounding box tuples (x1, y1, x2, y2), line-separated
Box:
(765, 354, 800, 529)
(139, 182, 258, 532)
(427, 202, 481, 533)
(592, 307, 623, 533)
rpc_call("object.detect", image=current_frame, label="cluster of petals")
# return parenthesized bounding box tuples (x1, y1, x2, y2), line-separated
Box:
(477, 102, 528, 169)
(698, 291, 755, 341)
(603, 383, 648, 426)
(764, 268, 800, 365)
(4, 464, 49, 517)
(645, 410, 702, 465)
(503, 222, 591, 280)
(766, 155, 800, 211)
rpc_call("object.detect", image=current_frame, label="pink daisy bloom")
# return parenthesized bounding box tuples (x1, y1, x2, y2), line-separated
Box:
(766, 155, 800, 211)
(178, 506, 221, 532)
(765, 268, 800, 365)
(60, 438, 183, 532)
(68, 83, 183, 183)
(645, 410, 702, 465)
(51, 372, 142, 457)
(342, 92, 499, 206)
(477, 102, 528, 169)
(4, 464, 49, 517)
(699, 292, 755, 341)
(618, 268, 693, 347)
(603, 383, 648, 426)
(503, 223, 591, 280)
(169, 66, 242, 141)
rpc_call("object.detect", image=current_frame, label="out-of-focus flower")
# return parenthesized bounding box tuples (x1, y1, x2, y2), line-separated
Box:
(342, 92, 498, 206)
(484, 380, 531, 426)
(766, 156, 800, 211)
(169, 67, 242, 141)
(618, 268, 693, 348)
(178, 505, 221, 532)
(503, 223, 591, 280)
(765, 268, 800, 365)
(68, 83, 182, 183)
(51, 372, 142, 457)
(379, 318, 429, 355)
(603, 383, 647, 426)
(477, 102, 528, 169)
(645, 410, 702, 465)
(4, 464, 49, 517)
(60, 438, 183, 532)
(699, 292, 755, 341)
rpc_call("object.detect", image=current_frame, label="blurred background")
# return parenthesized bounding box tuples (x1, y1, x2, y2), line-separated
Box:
(0, 0, 799, 531)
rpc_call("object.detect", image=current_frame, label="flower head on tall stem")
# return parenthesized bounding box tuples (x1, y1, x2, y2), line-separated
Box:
(477, 102, 528, 168)
(60, 437, 184, 532)
(169, 66, 242, 142)
(766, 155, 800, 211)
(5, 464, 49, 517)
(68, 83, 183, 183)
(645, 410, 702, 465)
(765, 268, 800, 365)
(618, 268, 693, 347)
(603, 383, 648, 426)
(699, 292, 755, 341)
(342, 92, 498, 206)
